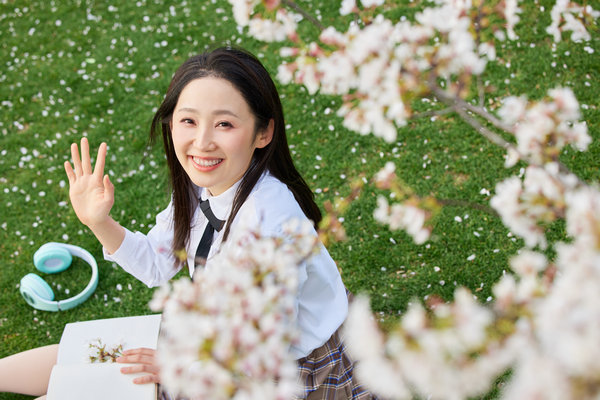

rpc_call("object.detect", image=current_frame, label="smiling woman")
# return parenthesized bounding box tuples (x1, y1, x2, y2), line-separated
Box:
(0, 47, 377, 400)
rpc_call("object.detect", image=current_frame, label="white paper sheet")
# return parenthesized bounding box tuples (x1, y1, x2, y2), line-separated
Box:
(47, 314, 162, 400)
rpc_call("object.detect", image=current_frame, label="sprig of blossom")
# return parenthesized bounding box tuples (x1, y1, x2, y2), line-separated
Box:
(546, 0, 600, 42)
(87, 338, 124, 363)
(228, 0, 300, 42)
(497, 87, 591, 167)
(373, 162, 437, 244)
(151, 219, 319, 400)
(490, 164, 578, 249)
(229, 0, 260, 26)
(374, 196, 431, 245)
(503, 0, 522, 40)
(248, 9, 300, 42)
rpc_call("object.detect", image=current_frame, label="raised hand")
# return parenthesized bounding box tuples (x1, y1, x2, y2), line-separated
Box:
(64, 137, 114, 228)
(64, 138, 124, 254)
(117, 348, 161, 384)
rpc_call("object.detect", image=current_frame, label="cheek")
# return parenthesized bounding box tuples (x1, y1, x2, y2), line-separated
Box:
(231, 138, 258, 162)
(171, 127, 186, 148)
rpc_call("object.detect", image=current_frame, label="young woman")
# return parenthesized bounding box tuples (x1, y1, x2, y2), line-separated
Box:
(0, 47, 375, 399)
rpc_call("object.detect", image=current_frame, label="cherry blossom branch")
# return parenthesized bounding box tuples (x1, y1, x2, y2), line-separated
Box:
(281, 0, 324, 30)
(429, 83, 515, 151)
(427, 78, 512, 134)
(410, 106, 455, 120)
(437, 198, 497, 215)
(460, 100, 514, 134)
(430, 82, 587, 186)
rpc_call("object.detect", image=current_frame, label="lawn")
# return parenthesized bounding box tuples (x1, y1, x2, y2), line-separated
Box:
(0, 1, 598, 399)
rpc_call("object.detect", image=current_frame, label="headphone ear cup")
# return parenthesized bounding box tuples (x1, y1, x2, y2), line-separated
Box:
(20, 273, 55, 307)
(34, 243, 72, 274)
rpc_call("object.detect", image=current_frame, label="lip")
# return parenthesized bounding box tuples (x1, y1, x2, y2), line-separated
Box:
(190, 156, 223, 172)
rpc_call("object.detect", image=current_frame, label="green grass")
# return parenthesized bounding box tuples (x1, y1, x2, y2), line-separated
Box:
(0, 1, 598, 399)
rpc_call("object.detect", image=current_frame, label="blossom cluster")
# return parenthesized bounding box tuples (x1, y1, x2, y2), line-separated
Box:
(490, 163, 578, 249)
(546, 0, 600, 42)
(497, 87, 591, 167)
(151, 220, 319, 400)
(228, 0, 300, 42)
(87, 338, 124, 363)
(283, 7, 489, 143)
(373, 162, 432, 244)
(229, 0, 529, 143)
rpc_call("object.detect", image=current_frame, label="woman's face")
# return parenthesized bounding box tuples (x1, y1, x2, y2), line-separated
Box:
(171, 77, 272, 196)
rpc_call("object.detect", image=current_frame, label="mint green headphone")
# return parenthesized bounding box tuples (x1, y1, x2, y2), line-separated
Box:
(20, 243, 99, 311)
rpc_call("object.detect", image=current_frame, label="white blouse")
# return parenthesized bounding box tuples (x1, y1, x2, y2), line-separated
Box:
(104, 172, 348, 359)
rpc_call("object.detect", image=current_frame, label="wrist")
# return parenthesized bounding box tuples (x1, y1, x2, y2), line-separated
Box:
(87, 217, 126, 255)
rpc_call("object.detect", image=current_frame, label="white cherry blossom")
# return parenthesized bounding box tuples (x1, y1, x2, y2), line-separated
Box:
(153, 220, 318, 399)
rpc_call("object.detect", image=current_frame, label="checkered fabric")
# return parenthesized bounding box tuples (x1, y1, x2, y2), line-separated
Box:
(296, 328, 377, 400)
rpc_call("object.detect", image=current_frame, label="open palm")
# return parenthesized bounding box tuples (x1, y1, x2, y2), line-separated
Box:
(64, 138, 114, 228)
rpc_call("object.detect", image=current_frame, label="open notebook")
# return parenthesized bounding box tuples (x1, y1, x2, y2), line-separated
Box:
(46, 314, 162, 400)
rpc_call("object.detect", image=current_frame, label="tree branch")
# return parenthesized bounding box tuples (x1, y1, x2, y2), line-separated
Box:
(429, 83, 515, 151)
(411, 106, 455, 120)
(437, 198, 498, 216)
(281, 0, 325, 31)
(429, 82, 514, 135)
(428, 82, 586, 185)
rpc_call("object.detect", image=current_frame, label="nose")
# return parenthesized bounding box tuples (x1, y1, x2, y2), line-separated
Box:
(193, 125, 216, 151)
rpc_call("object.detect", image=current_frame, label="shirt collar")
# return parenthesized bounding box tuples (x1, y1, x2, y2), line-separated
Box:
(198, 178, 242, 221)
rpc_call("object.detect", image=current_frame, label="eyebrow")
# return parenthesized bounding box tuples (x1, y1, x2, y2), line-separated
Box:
(175, 107, 240, 119)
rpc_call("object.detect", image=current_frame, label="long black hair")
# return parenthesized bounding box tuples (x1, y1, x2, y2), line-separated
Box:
(150, 47, 321, 263)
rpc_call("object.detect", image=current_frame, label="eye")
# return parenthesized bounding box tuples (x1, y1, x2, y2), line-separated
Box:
(216, 121, 233, 128)
(180, 118, 195, 125)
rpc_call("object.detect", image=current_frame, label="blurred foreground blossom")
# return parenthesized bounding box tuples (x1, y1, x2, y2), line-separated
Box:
(546, 0, 600, 42)
(151, 220, 319, 400)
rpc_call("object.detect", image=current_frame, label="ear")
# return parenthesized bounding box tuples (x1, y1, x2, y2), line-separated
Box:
(255, 119, 274, 149)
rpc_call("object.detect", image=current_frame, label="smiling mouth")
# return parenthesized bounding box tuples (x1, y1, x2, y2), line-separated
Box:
(191, 156, 223, 168)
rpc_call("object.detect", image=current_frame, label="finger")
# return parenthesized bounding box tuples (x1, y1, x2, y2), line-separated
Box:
(80, 137, 92, 175)
(64, 161, 75, 184)
(133, 374, 160, 384)
(103, 174, 114, 200)
(121, 348, 156, 356)
(93, 142, 107, 178)
(116, 354, 155, 365)
(71, 142, 82, 177)
(120, 363, 159, 374)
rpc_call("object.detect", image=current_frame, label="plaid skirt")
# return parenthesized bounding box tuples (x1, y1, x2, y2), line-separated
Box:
(296, 327, 376, 400)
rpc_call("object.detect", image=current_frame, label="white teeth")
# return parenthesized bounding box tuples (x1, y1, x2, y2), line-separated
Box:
(193, 157, 222, 167)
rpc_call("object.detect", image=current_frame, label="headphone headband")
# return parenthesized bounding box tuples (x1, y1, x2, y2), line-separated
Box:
(20, 243, 99, 311)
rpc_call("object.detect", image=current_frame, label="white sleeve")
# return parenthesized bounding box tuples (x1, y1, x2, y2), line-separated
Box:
(103, 202, 182, 287)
